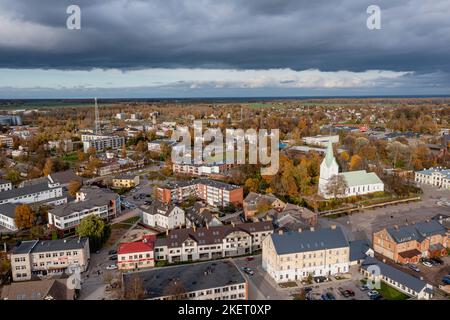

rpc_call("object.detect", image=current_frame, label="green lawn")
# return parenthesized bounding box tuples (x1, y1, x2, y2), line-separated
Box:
(378, 282, 410, 300)
(60, 152, 78, 162)
(121, 216, 141, 224)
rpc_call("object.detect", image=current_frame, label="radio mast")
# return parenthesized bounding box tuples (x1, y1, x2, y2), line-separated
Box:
(94, 98, 101, 135)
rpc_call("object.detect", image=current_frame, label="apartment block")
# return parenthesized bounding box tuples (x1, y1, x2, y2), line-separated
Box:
(10, 237, 90, 282)
(262, 226, 350, 283)
(81, 134, 125, 152)
(156, 179, 243, 207)
(122, 260, 247, 300)
(154, 221, 273, 263)
(112, 174, 140, 189)
(47, 187, 121, 231)
(415, 167, 450, 189)
(140, 200, 185, 231)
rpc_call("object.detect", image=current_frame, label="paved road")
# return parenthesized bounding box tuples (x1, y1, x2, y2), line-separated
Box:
(321, 185, 450, 242)
(232, 255, 290, 300)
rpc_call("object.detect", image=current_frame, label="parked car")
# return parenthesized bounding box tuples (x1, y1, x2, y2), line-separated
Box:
(106, 264, 118, 270)
(442, 276, 450, 285)
(370, 293, 383, 300)
(431, 257, 444, 265)
(314, 276, 327, 283)
(108, 250, 117, 256)
(244, 269, 254, 276)
(304, 287, 313, 294)
(422, 260, 433, 267)
(359, 284, 370, 291)
(109, 255, 117, 261)
(367, 290, 380, 298)
(246, 256, 254, 261)
(321, 292, 335, 300)
(345, 289, 355, 297)
(407, 264, 420, 272)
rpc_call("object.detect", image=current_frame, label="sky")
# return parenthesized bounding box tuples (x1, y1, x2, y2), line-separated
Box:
(0, 0, 449, 98)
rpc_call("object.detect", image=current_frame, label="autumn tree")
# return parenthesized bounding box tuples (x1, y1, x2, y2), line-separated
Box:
(76, 215, 110, 252)
(325, 175, 348, 198)
(349, 155, 363, 171)
(14, 204, 35, 230)
(68, 179, 82, 196)
(42, 158, 54, 176)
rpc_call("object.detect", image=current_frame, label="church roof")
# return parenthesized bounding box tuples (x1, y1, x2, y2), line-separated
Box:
(340, 170, 383, 187)
(324, 140, 337, 167)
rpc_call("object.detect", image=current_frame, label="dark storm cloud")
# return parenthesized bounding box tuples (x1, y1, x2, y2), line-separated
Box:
(0, 0, 449, 74)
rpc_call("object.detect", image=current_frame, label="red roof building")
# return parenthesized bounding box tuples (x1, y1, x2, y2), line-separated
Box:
(117, 237, 155, 271)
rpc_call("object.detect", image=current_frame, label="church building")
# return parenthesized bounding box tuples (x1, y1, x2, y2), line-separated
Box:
(318, 141, 384, 199)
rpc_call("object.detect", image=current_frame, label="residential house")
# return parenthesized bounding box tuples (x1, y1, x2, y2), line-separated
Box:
(243, 192, 285, 219)
(1, 277, 75, 300)
(117, 235, 155, 271)
(140, 200, 185, 231)
(415, 167, 450, 189)
(373, 220, 448, 264)
(112, 174, 140, 189)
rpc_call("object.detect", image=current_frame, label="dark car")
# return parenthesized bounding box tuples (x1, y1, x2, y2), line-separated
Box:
(407, 264, 420, 272)
(304, 287, 313, 294)
(325, 292, 335, 300)
(108, 250, 117, 256)
(431, 257, 444, 265)
(442, 276, 450, 285)
(246, 256, 254, 261)
(314, 276, 327, 283)
(109, 255, 117, 260)
(345, 289, 355, 297)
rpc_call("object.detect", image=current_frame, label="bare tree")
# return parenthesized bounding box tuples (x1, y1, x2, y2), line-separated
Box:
(124, 275, 146, 300)
(325, 175, 348, 199)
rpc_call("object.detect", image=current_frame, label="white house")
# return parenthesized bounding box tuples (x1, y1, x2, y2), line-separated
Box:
(303, 135, 339, 147)
(140, 200, 185, 231)
(318, 141, 384, 199)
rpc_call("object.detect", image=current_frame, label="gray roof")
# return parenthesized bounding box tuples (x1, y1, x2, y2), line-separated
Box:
(349, 239, 371, 262)
(0, 195, 69, 219)
(140, 200, 179, 217)
(361, 257, 429, 293)
(122, 260, 245, 299)
(12, 237, 89, 255)
(0, 182, 60, 202)
(386, 220, 446, 243)
(270, 227, 349, 255)
(162, 178, 241, 191)
(48, 170, 83, 185)
(49, 188, 118, 217)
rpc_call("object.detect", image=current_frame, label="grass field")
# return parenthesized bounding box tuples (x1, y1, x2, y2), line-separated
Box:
(60, 152, 78, 162)
(378, 282, 410, 300)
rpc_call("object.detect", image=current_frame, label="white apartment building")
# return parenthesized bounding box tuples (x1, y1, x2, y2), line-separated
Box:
(0, 135, 14, 148)
(0, 180, 63, 206)
(415, 167, 450, 189)
(0, 179, 12, 192)
(10, 237, 90, 282)
(140, 200, 185, 231)
(47, 187, 120, 231)
(154, 221, 273, 263)
(81, 134, 125, 152)
(123, 260, 247, 300)
(262, 226, 350, 283)
(303, 135, 340, 147)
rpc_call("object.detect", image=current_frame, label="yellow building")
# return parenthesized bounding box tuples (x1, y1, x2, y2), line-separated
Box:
(262, 226, 350, 283)
(112, 174, 140, 189)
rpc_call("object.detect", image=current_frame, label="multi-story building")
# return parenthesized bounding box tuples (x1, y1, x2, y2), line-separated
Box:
(122, 260, 247, 300)
(0, 178, 67, 231)
(154, 221, 273, 263)
(156, 179, 243, 207)
(172, 163, 236, 177)
(302, 135, 339, 147)
(81, 134, 125, 152)
(10, 237, 90, 282)
(47, 187, 121, 231)
(140, 200, 185, 231)
(373, 220, 448, 264)
(0, 115, 22, 126)
(415, 167, 450, 189)
(112, 174, 140, 189)
(117, 235, 155, 271)
(262, 226, 350, 283)
(0, 179, 13, 192)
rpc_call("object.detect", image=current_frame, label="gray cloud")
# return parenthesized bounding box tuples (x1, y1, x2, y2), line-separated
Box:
(0, 0, 449, 73)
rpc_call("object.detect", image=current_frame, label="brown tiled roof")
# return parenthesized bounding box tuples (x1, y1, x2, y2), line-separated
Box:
(1, 278, 74, 300)
(398, 249, 421, 259)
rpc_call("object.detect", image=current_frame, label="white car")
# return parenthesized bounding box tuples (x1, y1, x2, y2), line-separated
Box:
(367, 290, 379, 298)
(422, 261, 433, 267)
(106, 264, 118, 270)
